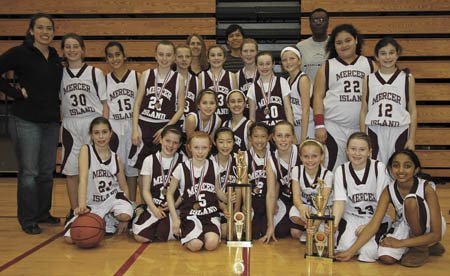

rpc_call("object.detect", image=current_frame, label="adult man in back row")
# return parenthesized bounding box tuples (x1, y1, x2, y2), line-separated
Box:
(296, 8, 329, 85)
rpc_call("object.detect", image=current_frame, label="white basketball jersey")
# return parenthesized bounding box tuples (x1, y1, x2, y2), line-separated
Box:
(324, 56, 373, 128)
(388, 177, 427, 223)
(339, 159, 387, 218)
(86, 144, 121, 206)
(60, 64, 105, 118)
(293, 165, 332, 206)
(107, 69, 138, 121)
(365, 69, 410, 127)
(288, 71, 312, 127)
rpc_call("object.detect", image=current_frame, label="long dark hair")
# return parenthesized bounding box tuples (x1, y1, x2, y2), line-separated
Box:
(24, 13, 55, 45)
(326, 24, 363, 59)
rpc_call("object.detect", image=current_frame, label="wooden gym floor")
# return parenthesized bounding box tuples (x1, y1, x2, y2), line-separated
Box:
(0, 178, 449, 275)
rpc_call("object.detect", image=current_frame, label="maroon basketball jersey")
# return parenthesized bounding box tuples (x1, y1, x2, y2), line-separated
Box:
(270, 145, 301, 205)
(254, 76, 286, 126)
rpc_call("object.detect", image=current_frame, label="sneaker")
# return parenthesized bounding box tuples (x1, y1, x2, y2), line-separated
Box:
(22, 224, 42, 235)
(64, 209, 74, 226)
(400, 246, 429, 267)
(38, 215, 61, 225)
(429, 242, 446, 256)
(104, 213, 118, 235)
(299, 231, 307, 243)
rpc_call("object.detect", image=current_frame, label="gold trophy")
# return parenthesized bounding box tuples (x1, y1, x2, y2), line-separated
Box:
(305, 178, 335, 261)
(227, 150, 252, 248)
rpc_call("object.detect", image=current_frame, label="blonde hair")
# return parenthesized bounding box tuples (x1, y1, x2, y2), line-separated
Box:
(300, 139, 325, 154)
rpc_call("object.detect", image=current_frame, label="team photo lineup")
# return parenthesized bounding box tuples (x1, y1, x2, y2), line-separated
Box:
(0, 7, 447, 270)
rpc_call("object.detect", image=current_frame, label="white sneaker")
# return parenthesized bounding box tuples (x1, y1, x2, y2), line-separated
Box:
(104, 213, 118, 234)
(299, 231, 307, 243)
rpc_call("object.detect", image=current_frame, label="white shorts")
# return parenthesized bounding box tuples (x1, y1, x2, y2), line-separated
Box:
(110, 119, 138, 177)
(324, 120, 359, 171)
(61, 116, 97, 175)
(336, 214, 390, 262)
(64, 192, 134, 237)
(367, 125, 408, 165)
(378, 194, 447, 260)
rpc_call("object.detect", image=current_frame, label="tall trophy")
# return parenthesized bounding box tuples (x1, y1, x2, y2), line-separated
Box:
(305, 178, 335, 261)
(227, 150, 252, 247)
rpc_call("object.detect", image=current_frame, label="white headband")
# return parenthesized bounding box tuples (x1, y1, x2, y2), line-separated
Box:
(281, 46, 301, 59)
(226, 89, 247, 102)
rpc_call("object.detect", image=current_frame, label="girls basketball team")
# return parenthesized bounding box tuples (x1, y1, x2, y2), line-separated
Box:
(6, 13, 444, 268)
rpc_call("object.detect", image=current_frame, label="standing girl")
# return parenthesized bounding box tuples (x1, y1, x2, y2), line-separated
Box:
(60, 33, 108, 221)
(186, 34, 208, 76)
(360, 37, 417, 164)
(130, 40, 185, 170)
(184, 89, 221, 141)
(332, 132, 390, 262)
(244, 122, 271, 239)
(263, 121, 302, 242)
(222, 89, 252, 152)
(175, 45, 199, 121)
(248, 52, 294, 128)
(132, 126, 185, 243)
(105, 41, 139, 202)
(199, 45, 237, 122)
(64, 117, 133, 243)
(212, 127, 238, 238)
(236, 38, 258, 117)
(313, 24, 377, 171)
(167, 131, 228, 252)
(281, 46, 313, 143)
(0, 13, 62, 234)
(291, 139, 333, 242)
(336, 149, 446, 267)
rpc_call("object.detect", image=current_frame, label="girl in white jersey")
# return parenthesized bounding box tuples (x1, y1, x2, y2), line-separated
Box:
(64, 117, 133, 243)
(281, 46, 313, 143)
(360, 37, 417, 164)
(332, 132, 390, 262)
(130, 40, 185, 172)
(337, 149, 446, 267)
(291, 139, 333, 242)
(313, 24, 377, 171)
(60, 33, 108, 221)
(105, 41, 140, 202)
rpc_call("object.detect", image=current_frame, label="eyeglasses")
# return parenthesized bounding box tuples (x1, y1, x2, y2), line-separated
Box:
(310, 17, 327, 24)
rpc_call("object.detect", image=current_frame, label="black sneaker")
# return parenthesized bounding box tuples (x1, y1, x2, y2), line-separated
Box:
(64, 209, 74, 226)
(22, 224, 42, 235)
(38, 215, 61, 224)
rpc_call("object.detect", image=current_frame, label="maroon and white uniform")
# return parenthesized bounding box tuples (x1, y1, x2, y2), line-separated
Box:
(200, 69, 235, 122)
(268, 145, 302, 237)
(378, 177, 446, 260)
(365, 69, 411, 164)
(212, 155, 237, 224)
(323, 56, 374, 171)
(132, 151, 185, 241)
(334, 159, 390, 262)
(222, 117, 252, 152)
(60, 64, 106, 176)
(172, 159, 221, 244)
(64, 144, 133, 237)
(129, 68, 182, 169)
(247, 75, 291, 127)
(184, 111, 221, 136)
(236, 68, 257, 118)
(107, 69, 138, 177)
(183, 72, 199, 119)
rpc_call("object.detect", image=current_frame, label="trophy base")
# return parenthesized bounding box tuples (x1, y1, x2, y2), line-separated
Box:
(304, 254, 335, 262)
(227, 241, 253, 248)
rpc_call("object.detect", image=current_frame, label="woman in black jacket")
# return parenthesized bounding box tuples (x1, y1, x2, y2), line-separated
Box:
(0, 13, 63, 234)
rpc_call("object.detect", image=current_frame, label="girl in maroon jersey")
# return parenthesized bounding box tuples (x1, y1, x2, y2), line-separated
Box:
(167, 131, 229, 252)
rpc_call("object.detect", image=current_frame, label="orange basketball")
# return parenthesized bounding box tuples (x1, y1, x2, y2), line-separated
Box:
(70, 213, 105, 249)
(316, 232, 326, 242)
(234, 212, 244, 221)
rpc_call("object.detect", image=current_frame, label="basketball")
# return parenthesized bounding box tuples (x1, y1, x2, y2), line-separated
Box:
(70, 213, 105, 249)
(234, 212, 244, 222)
(315, 232, 326, 242)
